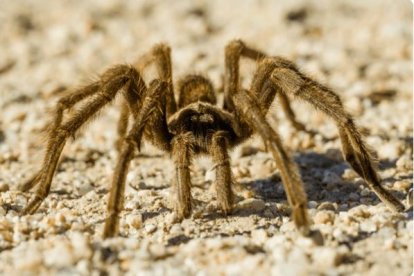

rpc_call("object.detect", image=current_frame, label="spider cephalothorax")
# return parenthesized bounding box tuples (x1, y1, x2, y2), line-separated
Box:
(19, 40, 405, 238)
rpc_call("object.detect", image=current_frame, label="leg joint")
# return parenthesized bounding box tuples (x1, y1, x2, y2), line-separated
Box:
(225, 39, 244, 54)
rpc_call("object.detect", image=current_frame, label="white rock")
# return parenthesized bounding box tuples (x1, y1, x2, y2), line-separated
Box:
(396, 155, 413, 171)
(360, 220, 377, 233)
(145, 224, 157, 234)
(126, 214, 143, 229)
(251, 229, 268, 244)
(314, 210, 335, 225)
(393, 180, 411, 191)
(70, 232, 92, 260)
(342, 169, 358, 180)
(14, 248, 43, 270)
(312, 247, 342, 268)
(378, 142, 402, 160)
(43, 240, 75, 268)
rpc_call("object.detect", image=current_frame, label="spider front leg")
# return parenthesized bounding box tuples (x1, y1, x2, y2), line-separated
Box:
(20, 65, 147, 215)
(103, 80, 168, 238)
(210, 131, 234, 214)
(257, 57, 405, 212)
(233, 91, 310, 235)
(171, 132, 194, 220)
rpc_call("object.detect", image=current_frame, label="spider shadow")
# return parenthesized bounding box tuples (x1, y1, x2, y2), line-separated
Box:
(237, 150, 407, 213)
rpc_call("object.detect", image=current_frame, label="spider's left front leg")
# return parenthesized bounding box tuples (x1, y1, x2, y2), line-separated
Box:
(232, 91, 310, 235)
(210, 131, 234, 214)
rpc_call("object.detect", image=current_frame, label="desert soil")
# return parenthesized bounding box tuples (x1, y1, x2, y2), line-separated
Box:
(0, 0, 412, 275)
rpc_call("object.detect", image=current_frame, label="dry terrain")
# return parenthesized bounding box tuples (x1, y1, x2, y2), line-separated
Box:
(0, 0, 412, 275)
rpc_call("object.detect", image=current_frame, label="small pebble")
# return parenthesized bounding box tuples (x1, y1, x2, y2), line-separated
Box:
(360, 189, 371, 197)
(322, 171, 342, 185)
(342, 169, 358, 180)
(233, 166, 251, 179)
(360, 220, 377, 233)
(237, 198, 266, 213)
(378, 142, 402, 160)
(0, 183, 10, 192)
(308, 201, 318, 209)
(396, 155, 413, 171)
(43, 240, 75, 267)
(313, 210, 335, 225)
(312, 247, 343, 268)
(393, 180, 411, 191)
(251, 229, 268, 244)
(145, 224, 157, 234)
(349, 206, 371, 219)
(126, 214, 143, 229)
(317, 202, 337, 212)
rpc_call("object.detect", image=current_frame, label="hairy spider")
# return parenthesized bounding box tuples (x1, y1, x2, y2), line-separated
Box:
(19, 40, 405, 238)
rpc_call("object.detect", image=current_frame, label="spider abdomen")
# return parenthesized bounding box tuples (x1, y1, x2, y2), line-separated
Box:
(177, 75, 217, 108)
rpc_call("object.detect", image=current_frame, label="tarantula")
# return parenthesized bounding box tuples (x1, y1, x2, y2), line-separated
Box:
(19, 40, 405, 238)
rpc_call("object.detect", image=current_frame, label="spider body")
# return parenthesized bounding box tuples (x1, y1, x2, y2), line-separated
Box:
(169, 101, 246, 146)
(18, 40, 405, 238)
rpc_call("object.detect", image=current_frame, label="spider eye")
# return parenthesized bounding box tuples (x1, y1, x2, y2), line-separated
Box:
(190, 114, 214, 124)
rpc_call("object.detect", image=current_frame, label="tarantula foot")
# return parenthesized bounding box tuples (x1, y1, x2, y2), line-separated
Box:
(174, 204, 192, 221)
(292, 204, 311, 236)
(308, 229, 324, 246)
(220, 205, 233, 216)
(21, 195, 44, 215)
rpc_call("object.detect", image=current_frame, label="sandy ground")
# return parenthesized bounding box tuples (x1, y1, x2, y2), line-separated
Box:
(0, 0, 412, 275)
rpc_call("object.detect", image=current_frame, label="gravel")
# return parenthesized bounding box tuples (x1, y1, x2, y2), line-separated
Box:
(0, 0, 412, 275)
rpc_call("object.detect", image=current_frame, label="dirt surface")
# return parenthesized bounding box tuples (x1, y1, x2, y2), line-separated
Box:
(0, 0, 412, 275)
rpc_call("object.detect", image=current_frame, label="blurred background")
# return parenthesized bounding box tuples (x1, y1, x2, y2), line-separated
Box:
(0, 0, 411, 94)
(1, 0, 412, 144)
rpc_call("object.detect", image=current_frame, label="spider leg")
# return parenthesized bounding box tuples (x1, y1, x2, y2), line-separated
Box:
(224, 40, 305, 131)
(258, 57, 405, 212)
(171, 132, 194, 220)
(276, 93, 306, 131)
(103, 80, 167, 238)
(210, 131, 234, 214)
(115, 99, 130, 151)
(18, 170, 42, 192)
(21, 65, 147, 215)
(18, 82, 101, 192)
(233, 91, 310, 235)
(135, 43, 177, 118)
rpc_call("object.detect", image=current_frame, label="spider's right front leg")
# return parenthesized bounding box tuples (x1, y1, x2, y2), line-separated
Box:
(171, 132, 194, 220)
(210, 131, 234, 214)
